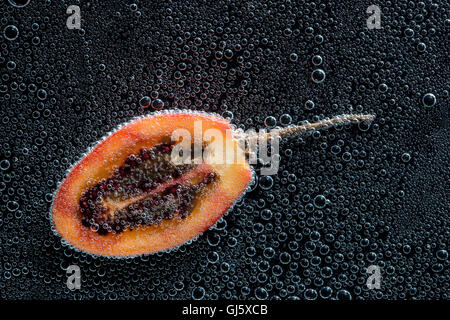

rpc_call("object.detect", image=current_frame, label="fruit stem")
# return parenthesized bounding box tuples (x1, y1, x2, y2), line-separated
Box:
(246, 114, 375, 141)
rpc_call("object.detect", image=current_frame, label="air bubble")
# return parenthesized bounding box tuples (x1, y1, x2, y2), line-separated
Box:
(401, 153, 411, 163)
(207, 251, 219, 264)
(3, 25, 19, 41)
(192, 286, 205, 300)
(8, 0, 30, 7)
(304, 289, 318, 300)
(436, 250, 448, 261)
(264, 116, 276, 128)
(139, 96, 151, 108)
(222, 110, 233, 120)
(259, 176, 273, 190)
(313, 195, 326, 208)
(422, 93, 436, 108)
(289, 53, 298, 62)
(279, 114, 292, 126)
(319, 287, 333, 299)
(312, 55, 323, 66)
(0, 0, 446, 301)
(151, 99, 164, 110)
(260, 209, 272, 220)
(0, 159, 10, 170)
(37, 89, 47, 101)
(417, 42, 426, 52)
(405, 28, 414, 37)
(255, 287, 268, 300)
(6, 61, 16, 70)
(7, 201, 19, 212)
(337, 289, 352, 300)
(305, 100, 315, 110)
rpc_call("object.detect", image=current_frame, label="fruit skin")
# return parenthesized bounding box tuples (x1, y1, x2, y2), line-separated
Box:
(51, 110, 253, 257)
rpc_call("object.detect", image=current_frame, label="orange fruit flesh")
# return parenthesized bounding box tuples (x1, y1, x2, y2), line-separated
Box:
(51, 112, 253, 257)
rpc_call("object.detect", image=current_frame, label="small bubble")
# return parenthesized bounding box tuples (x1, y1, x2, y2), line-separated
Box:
(151, 99, 164, 110)
(207, 251, 219, 264)
(129, 3, 138, 12)
(313, 195, 326, 208)
(255, 287, 268, 300)
(358, 120, 372, 132)
(436, 250, 448, 261)
(259, 176, 273, 190)
(312, 55, 323, 66)
(3, 25, 19, 41)
(342, 152, 352, 162)
(8, 0, 30, 8)
(32, 36, 40, 45)
(304, 289, 318, 300)
(192, 286, 205, 300)
(422, 93, 436, 108)
(37, 89, 47, 101)
(305, 100, 315, 110)
(206, 233, 221, 246)
(6, 61, 16, 70)
(0, 159, 10, 170)
(311, 69, 326, 83)
(7, 201, 19, 212)
(264, 116, 276, 127)
(280, 114, 292, 126)
(222, 110, 234, 120)
(337, 289, 352, 300)
(417, 42, 426, 52)
(379, 83, 388, 92)
(314, 35, 324, 44)
(289, 53, 298, 62)
(261, 209, 273, 220)
(401, 153, 411, 163)
(405, 28, 414, 37)
(320, 287, 333, 299)
(139, 96, 151, 108)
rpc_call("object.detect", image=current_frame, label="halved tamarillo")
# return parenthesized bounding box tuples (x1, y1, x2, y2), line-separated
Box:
(51, 110, 374, 257)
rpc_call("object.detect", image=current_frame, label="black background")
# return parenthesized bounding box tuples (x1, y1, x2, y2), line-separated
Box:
(0, 0, 448, 300)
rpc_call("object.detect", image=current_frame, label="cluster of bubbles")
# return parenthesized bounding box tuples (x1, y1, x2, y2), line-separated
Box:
(0, 0, 448, 300)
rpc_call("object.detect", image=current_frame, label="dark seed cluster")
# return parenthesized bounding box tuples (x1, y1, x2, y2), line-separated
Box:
(0, 0, 448, 300)
(79, 144, 215, 234)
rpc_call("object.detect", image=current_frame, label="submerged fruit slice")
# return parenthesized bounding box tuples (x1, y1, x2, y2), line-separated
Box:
(52, 111, 253, 257)
(52, 110, 374, 258)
